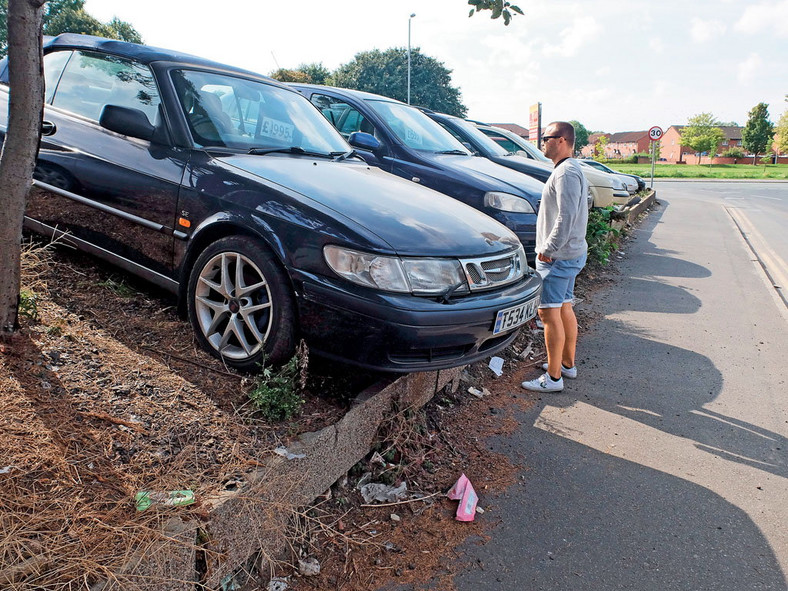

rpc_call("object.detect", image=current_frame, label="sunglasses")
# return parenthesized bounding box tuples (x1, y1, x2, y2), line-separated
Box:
(542, 135, 562, 142)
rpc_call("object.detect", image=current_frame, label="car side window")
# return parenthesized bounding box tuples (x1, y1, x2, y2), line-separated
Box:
(51, 50, 160, 124)
(310, 93, 375, 139)
(43, 51, 72, 103)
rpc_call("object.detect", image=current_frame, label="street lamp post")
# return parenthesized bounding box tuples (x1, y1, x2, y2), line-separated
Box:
(407, 13, 416, 104)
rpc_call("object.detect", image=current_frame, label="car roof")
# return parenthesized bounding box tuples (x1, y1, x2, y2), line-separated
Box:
(289, 83, 406, 105)
(44, 33, 274, 83)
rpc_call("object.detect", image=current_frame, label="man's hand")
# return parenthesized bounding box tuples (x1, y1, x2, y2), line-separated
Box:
(537, 252, 553, 263)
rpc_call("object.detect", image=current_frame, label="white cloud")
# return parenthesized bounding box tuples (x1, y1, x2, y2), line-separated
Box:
(544, 16, 602, 57)
(735, 0, 788, 37)
(649, 38, 665, 54)
(737, 53, 763, 84)
(690, 18, 727, 43)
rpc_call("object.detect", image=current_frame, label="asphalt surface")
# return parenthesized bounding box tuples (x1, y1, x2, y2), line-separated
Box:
(400, 182, 788, 590)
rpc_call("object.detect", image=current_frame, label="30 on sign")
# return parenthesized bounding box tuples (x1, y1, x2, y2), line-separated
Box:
(649, 126, 663, 141)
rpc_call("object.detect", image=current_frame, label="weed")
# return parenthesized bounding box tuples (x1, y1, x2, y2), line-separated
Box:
(18, 290, 40, 321)
(97, 276, 138, 298)
(248, 341, 308, 422)
(586, 206, 620, 265)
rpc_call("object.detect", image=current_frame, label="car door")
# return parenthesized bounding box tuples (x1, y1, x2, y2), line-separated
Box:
(26, 49, 186, 277)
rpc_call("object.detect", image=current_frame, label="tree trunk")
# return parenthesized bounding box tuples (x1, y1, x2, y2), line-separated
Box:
(0, 0, 45, 334)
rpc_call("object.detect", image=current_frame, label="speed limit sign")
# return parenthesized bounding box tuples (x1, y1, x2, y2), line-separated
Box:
(648, 126, 663, 141)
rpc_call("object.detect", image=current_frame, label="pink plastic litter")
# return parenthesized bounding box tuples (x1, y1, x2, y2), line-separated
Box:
(447, 473, 478, 522)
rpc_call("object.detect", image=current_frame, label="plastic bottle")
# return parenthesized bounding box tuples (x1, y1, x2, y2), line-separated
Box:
(135, 490, 195, 511)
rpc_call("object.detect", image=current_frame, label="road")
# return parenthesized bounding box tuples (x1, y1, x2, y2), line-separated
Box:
(449, 181, 788, 590)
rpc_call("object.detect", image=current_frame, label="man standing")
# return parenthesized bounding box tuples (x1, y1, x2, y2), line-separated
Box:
(522, 121, 589, 393)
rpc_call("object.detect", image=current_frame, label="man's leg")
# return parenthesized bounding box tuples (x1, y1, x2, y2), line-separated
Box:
(539, 306, 564, 381)
(560, 302, 578, 369)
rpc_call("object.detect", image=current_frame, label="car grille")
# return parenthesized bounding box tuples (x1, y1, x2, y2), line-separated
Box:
(460, 248, 526, 292)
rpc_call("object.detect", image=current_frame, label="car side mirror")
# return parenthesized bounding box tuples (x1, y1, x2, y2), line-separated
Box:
(99, 105, 155, 141)
(348, 131, 381, 153)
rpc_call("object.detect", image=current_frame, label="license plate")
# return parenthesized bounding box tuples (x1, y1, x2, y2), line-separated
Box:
(493, 297, 539, 335)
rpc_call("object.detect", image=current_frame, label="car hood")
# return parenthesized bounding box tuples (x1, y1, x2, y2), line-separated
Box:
(576, 164, 615, 189)
(423, 153, 545, 199)
(217, 153, 521, 256)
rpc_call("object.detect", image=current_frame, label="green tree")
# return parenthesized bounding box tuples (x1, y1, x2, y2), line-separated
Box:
(775, 108, 788, 155)
(679, 113, 725, 165)
(0, 0, 142, 56)
(468, 0, 523, 25)
(270, 68, 311, 83)
(297, 62, 332, 85)
(333, 48, 467, 117)
(593, 135, 608, 161)
(742, 102, 774, 164)
(569, 120, 589, 154)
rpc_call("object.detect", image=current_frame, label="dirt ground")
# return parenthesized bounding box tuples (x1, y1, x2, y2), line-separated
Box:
(0, 211, 637, 590)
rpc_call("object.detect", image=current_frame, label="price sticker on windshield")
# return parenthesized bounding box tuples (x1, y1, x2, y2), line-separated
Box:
(648, 126, 663, 141)
(260, 117, 295, 143)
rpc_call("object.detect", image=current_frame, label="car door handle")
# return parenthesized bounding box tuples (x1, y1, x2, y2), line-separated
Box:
(41, 120, 56, 136)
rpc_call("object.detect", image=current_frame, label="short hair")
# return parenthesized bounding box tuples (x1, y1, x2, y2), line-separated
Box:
(547, 121, 575, 146)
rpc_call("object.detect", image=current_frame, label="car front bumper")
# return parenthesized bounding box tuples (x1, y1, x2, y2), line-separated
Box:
(293, 270, 542, 372)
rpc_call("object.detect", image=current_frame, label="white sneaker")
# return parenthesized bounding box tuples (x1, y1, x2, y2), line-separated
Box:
(521, 372, 564, 392)
(541, 363, 577, 379)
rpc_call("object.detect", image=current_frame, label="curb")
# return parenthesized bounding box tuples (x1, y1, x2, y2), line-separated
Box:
(611, 189, 657, 230)
(113, 367, 464, 590)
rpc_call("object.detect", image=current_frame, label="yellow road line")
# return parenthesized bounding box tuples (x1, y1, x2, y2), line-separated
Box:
(726, 206, 788, 310)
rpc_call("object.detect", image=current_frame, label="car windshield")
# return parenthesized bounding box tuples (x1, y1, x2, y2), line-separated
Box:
(172, 70, 350, 154)
(505, 133, 552, 163)
(366, 99, 470, 154)
(450, 117, 510, 157)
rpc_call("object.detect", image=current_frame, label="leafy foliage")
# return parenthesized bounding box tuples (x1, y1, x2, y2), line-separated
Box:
(248, 343, 309, 422)
(296, 62, 333, 85)
(569, 120, 589, 152)
(680, 113, 724, 164)
(721, 147, 746, 160)
(593, 135, 608, 161)
(0, 0, 143, 56)
(270, 68, 311, 83)
(742, 102, 774, 163)
(467, 0, 524, 25)
(586, 207, 620, 265)
(332, 48, 467, 117)
(775, 109, 788, 155)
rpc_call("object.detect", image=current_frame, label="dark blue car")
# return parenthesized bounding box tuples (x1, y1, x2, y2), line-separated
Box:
(0, 34, 541, 372)
(289, 84, 546, 262)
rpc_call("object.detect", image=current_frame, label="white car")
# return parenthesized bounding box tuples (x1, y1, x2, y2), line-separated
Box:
(579, 160, 638, 194)
(475, 123, 631, 208)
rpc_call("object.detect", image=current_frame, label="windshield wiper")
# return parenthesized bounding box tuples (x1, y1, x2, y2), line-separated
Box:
(248, 146, 333, 158)
(331, 150, 361, 162)
(435, 149, 469, 155)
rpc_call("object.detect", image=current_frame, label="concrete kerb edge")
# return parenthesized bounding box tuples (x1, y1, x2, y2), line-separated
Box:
(610, 189, 657, 232)
(120, 366, 464, 590)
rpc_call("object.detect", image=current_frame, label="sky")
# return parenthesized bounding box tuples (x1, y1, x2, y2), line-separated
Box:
(84, 0, 788, 134)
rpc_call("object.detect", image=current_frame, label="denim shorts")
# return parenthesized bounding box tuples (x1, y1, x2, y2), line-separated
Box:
(535, 253, 587, 308)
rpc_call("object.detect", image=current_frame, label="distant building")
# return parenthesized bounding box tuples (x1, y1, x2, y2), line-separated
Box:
(607, 131, 650, 158)
(660, 125, 743, 163)
(579, 133, 611, 158)
(489, 123, 530, 140)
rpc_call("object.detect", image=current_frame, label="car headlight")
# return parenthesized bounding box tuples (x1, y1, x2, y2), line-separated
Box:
(484, 192, 536, 213)
(611, 177, 626, 190)
(323, 246, 469, 295)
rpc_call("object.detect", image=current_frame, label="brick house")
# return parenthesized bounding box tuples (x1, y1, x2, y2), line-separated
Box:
(606, 131, 651, 159)
(488, 123, 530, 140)
(579, 132, 610, 158)
(659, 125, 745, 163)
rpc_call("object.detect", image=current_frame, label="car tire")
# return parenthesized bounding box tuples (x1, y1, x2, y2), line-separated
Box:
(187, 236, 296, 372)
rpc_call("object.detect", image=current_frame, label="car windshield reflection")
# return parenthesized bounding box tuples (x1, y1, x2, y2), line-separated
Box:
(171, 69, 350, 154)
(366, 99, 470, 154)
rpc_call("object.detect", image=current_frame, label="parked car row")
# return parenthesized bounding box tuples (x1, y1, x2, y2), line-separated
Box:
(473, 123, 636, 207)
(0, 34, 542, 374)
